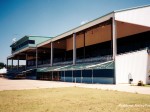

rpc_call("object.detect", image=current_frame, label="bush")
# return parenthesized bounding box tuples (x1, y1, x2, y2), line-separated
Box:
(137, 80, 144, 86)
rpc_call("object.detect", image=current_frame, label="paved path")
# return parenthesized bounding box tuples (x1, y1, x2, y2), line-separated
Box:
(0, 78, 150, 95)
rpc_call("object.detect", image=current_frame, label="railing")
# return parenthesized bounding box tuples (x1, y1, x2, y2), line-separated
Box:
(53, 55, 112, 66)
(53, 60, 72, 66)
(7, 66, 26, 74)
(38, 64, 50, 68)
(26, 66, 36, 70)
(25, 55, 113, 69)
(76, 55, 112, 64)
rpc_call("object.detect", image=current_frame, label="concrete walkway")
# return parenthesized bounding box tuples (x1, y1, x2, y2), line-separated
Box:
(0, 78, 150, 95)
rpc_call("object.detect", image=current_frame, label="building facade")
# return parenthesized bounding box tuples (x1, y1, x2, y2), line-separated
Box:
(7, 5, 150, 84)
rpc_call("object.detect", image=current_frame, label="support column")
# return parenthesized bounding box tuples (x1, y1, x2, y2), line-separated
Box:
(112, 16, 117, 84)
(25, 54, 28, 70)
(36, 47, 38, 68)
(64, 71, 65, 82)
(17, 57, 19, 70)
(81, 70, 82, 83)
(112, 17, 117, 60)
(92, 69, 93, 84)
(6, 59, 8, 69)
(83, 31, 86, 59)
(72, 70, 73, 82)
(73, 33, 76, 65)
(11, 59, 13, 69)
(52, 71, 53, 81)
(51, 42, 53, 66)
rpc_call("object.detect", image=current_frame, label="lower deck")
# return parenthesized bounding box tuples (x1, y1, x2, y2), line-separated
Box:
(25, 61, 115, 84)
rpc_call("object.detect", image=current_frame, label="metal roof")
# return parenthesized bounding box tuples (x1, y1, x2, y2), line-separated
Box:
(114, 4, 150, 13)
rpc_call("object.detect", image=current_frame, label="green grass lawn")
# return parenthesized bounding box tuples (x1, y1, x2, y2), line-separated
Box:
(144, 85, 150, 87)
(0, 87, 150, 112)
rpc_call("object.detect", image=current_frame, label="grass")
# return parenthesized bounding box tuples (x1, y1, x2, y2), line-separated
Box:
(144, 85, 150, 87)
(131, 84, 150, 87)
(0, 87, 150, 112)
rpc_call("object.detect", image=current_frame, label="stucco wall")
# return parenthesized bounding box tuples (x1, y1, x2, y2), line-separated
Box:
(115, 49, 148, 84)
(146, 54, 150, 84)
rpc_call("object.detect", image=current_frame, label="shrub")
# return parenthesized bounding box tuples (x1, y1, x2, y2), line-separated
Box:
(137, 80, 144, 86)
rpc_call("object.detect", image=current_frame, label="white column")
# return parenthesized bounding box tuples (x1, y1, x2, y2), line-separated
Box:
(36, 48, 38, 68)
(92, 69, 93, 84)
(64, 71, 65, 82)
(81, 70, 82, 83)
(72, 70, 73, 82)
(17, 57, 19, 70)
(112, 16, 117, 84)
(6, 59, 8, 69)
(112, 16, 117, 60)
(26, 54, 28, 70)
(73, 33, 76, 65)
(51, 42, 53, 66)
(11, 59, 13, 69)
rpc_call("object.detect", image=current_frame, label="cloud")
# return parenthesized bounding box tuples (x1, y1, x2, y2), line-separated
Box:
(12, 38, 17, 43)
(80, 20, 88, 25)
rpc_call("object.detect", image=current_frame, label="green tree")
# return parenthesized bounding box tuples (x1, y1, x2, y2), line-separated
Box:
(0, 62, 5, 69)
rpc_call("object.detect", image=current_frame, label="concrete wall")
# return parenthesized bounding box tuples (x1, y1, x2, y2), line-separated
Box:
(146, 55, 150, 84)
(115, 49, 148, 84)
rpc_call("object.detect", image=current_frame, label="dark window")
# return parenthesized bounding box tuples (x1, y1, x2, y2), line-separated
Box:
(12, 40, 35, 52)
(28, 40, 35, 44)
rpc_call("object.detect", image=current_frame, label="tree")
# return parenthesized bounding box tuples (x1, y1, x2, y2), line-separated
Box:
(0, 62, 5, 69)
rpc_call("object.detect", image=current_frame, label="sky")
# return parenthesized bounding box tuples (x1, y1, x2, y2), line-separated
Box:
(0, 0, 150, 65)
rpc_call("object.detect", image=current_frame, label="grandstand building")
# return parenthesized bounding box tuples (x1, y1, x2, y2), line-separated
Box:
(7, 5, 150, 84)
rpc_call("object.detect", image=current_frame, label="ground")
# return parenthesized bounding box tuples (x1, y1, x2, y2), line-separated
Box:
(0, 78, 150, 112)
(0, 78, 150, 94)
(0, 87, 150, 112)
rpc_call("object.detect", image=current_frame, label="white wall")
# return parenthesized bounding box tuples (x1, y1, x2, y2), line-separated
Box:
(115, 49, 148, 84)
(146, 55, 150, 84)
(115, 6, 150, 27)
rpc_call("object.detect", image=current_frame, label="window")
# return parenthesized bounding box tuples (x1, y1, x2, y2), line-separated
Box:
(12, 40, 35, 52)
(28, 40, 35, 44)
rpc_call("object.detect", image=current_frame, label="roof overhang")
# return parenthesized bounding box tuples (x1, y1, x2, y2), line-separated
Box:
(7, 47, 36, 59)
(37, 12, 114, 47)
(36, 5, 150, 48)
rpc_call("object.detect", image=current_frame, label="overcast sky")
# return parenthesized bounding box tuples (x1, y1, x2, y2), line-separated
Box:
(0, 0, 150, 65)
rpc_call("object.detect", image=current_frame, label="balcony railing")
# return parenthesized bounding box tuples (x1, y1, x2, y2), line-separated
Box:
(27, 55, 113, 68)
